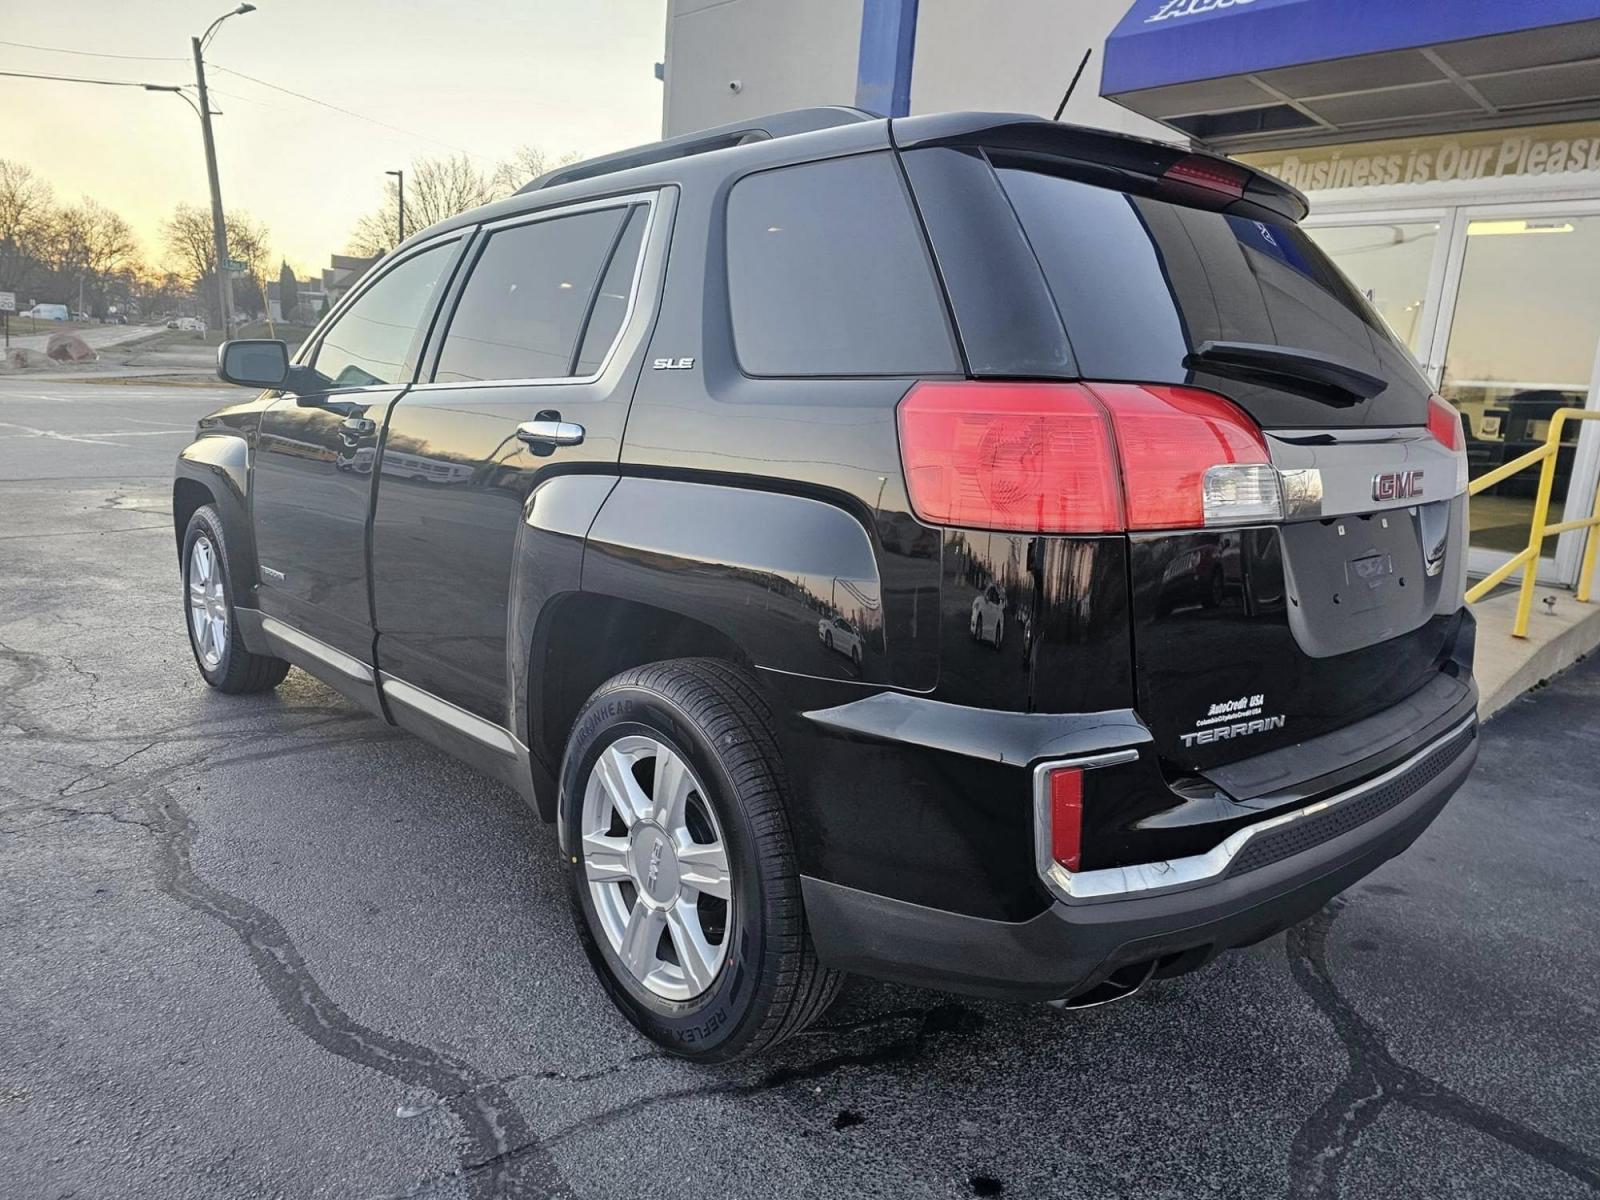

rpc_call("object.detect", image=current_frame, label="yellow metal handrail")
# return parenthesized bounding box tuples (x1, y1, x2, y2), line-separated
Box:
(1464, 407, 1600, 637)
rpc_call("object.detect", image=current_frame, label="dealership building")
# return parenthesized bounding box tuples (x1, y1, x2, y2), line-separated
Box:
(660, 0, 1600, 588)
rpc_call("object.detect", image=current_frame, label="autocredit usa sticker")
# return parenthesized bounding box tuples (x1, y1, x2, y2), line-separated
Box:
(1181, 693, 1287, 748)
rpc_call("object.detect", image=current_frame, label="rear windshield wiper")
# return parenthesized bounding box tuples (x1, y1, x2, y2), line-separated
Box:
(1185, 340, 1388, 406)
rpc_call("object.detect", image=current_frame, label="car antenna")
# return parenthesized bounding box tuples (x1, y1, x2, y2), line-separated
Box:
(1053, 48, 1093, 121)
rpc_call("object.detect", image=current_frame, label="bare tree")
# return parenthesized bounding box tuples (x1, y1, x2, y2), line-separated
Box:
(489, 144, 578, 196)
(45, 198, 139, 277)
(347, 146, 578, 256)
(0, 159, 58, 293)
(163, 203, 272, 324)
(163, 202, 217, 284)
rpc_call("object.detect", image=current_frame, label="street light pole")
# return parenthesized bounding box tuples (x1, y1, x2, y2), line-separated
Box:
(386, 170, 405, 248)
(191, 4, 255, 334)
(190, 37, 232, 333)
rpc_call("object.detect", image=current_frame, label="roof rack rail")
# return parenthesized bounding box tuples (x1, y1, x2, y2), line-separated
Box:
(518, 107, 878, 194)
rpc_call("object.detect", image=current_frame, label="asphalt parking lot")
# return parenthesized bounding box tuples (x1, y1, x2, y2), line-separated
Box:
(2, 375, 1598, 1200)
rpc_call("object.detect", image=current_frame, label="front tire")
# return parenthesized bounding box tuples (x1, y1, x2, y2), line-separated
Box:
(562, 659, 842, 1062)
(182, 505, 289, 694)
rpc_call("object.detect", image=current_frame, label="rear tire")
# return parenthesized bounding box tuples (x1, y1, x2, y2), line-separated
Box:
(182, 505, 289, 694)
(562, 658, 843, 1062)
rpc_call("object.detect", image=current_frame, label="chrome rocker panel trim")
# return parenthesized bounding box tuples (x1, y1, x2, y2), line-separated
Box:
(1034, 715, 1477, 905)
(258, 615, 373, 683)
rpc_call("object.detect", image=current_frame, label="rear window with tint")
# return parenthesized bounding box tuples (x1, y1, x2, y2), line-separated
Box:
(727, 153, 959, 377)
(995, 166, 1424, 402)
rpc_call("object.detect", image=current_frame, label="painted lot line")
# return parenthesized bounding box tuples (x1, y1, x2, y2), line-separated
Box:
(0, 421, 193, 447)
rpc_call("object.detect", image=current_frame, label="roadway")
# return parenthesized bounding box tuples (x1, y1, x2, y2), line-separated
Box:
(3, 319, 162, 356)
(2, 375, 1597, 1199)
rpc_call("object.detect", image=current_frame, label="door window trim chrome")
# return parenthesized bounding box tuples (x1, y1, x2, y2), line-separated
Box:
(1034, 715, 1476, 906)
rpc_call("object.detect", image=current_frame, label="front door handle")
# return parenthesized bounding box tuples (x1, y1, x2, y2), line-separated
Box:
(516, 419, 585, 447)
(338, 416, 376, 440)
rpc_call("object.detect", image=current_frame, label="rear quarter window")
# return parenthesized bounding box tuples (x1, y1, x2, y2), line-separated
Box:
(726, 153, 960, 377)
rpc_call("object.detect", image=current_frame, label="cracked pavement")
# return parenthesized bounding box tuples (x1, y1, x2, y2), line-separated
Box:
(2, 376, 1598, 1199)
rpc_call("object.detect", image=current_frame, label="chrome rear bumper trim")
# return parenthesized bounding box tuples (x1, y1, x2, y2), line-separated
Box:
(1036, 715, 1476, 905)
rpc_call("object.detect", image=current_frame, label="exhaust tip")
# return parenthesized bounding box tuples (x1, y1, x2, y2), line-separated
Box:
(1048, 958, 1158, 1011)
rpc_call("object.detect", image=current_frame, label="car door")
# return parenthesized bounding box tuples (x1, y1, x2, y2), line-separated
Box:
(370, 191, 667, 726)
(251, 238, 462, 679)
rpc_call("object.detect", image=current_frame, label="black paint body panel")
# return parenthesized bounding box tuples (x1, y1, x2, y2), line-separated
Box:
(171, 111, 1480, 995)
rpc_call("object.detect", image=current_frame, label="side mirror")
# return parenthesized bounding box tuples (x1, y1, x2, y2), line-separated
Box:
(217, 339, 289, 389)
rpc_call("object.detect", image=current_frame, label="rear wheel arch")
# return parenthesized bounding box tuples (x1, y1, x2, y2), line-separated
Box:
(528, 592, 756, 810)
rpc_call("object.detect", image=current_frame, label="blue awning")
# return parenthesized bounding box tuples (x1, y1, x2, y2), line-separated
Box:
(1102, 0, 1600, 148)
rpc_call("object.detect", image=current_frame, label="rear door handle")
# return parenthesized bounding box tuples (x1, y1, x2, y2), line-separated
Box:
(516, 419, 585, 447)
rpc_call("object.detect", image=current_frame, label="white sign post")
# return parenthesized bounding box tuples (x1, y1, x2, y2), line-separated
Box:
(0, 291, 14, 348)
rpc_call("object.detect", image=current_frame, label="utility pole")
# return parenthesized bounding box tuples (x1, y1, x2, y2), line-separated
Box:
(387, 170, 405, 247)
(191, 35, 233, 334)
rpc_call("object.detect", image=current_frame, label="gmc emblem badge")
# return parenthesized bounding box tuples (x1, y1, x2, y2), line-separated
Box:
(1372, 469, 1424, 502)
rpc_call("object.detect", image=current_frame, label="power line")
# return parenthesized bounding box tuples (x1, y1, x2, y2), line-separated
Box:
(210, 63, 494, 162)
(0, 38, 186, 63)
(0, 67, 184, 90)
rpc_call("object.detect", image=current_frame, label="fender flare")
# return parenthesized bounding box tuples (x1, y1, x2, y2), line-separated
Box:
(580, 476, 889, 683)
(174, 434, 257, 591)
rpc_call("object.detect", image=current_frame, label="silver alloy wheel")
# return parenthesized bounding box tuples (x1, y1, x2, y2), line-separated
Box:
(580, 735, 733, 1001)
(187, 535, 229, 669)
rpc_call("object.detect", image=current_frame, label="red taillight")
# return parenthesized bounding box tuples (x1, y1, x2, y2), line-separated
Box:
(897, 380, 1275, 534)
(1048, 767, 1084, 872)
(1427, 393, 1463, 451)
(1426, 393, 1470, 495)
(895, 382, 1122, 533)
(1087, 382, 1272, 530)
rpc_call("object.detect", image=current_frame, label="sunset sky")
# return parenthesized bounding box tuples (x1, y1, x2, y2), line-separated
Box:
(1, 0, 665, 275)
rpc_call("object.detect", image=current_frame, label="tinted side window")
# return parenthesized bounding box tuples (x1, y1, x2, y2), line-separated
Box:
(726, 153, 959, 376)
(574, 206, 648, 376)
(313, 242, 454, 388)
(435, 207, 626, 384)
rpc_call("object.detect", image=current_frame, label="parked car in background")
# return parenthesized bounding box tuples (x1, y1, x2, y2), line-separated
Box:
(817, 614, 864, 665)
(25, 304, 68, 321)
(175, 108, 1479, 1063)
(970, 583, 1006, 647)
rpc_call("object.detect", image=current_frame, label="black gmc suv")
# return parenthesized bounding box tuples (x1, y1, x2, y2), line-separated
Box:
(175, 109, 1479, 1062)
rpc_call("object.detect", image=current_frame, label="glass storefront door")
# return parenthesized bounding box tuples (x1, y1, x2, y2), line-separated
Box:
(1436, 211, 1600, 559)
(1306, 203, 1600, 584)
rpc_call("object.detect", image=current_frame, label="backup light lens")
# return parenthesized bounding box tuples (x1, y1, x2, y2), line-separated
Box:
(1048, 767, 1084, 872)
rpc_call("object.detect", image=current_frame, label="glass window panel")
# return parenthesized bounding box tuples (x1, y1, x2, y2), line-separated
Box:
(435, 207, 624, 384)
(727, 153, 960, 376)
(313, 243, 454, 388)
(1441, 213, 1600, 554)
(574, 206, 647, 376)
(1304, 221, 1439, 354)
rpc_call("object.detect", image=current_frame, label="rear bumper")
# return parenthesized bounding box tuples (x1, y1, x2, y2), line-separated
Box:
(804, 714, 1477, 1001)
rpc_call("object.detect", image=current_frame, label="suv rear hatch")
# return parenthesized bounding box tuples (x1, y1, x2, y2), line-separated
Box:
(896, 117, 1473, 776)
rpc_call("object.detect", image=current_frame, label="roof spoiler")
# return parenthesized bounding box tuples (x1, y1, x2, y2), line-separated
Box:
(519, 107, 879, 194)
(891, 114, 1309, 222)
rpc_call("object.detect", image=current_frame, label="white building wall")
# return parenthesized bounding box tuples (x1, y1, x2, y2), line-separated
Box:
(663, 0, 865, 138)
(661, 0, 1180, 142)
(909, 0, 1175, 141)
